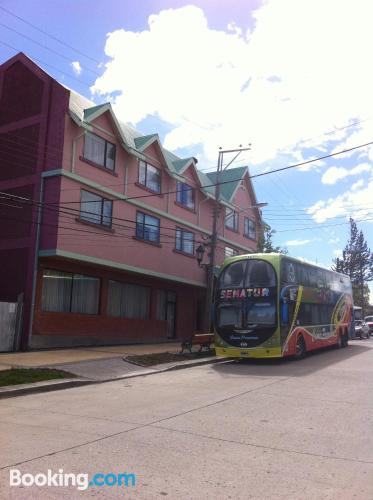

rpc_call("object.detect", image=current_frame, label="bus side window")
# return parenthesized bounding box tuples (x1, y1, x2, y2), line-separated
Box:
(300, 267, 309, 287)
(309, 269, 317, 287)
(281, 300, 289, 325)
(317, 270, 326, 289)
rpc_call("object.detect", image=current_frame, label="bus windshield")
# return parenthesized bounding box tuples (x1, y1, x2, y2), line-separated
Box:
(246, 300, 276, 326)
(220, 259, 276, 288)
(215, 259, 278, 348)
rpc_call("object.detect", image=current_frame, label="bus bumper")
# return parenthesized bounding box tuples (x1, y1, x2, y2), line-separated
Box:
(215, 346, 282, 359)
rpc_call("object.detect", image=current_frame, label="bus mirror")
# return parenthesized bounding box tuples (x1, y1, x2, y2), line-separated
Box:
(281, 301, 289, 325)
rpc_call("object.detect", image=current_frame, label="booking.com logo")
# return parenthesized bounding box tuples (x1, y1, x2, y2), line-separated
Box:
(10, 469, 136, 491)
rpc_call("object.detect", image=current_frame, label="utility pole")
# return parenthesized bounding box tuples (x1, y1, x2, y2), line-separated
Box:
(203, 146, 251, 332)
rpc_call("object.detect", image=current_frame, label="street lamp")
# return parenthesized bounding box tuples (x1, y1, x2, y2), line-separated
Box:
(196, 244, 206, 267)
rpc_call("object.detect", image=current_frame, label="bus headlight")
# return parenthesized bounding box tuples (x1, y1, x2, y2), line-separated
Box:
(264, 337, 277, 347)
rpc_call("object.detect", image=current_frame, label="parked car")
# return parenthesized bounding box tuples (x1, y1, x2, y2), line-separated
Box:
(355, 320, 370, 339)
(364, 316, 373, 335)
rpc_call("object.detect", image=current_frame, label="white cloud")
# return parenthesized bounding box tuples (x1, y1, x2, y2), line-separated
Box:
(333, 249, 343, 257)
(71, 61, 82, 76)
(227, 22, 242, 36)
(307, 178, 373, 223)
(351, 179, 365, 191)
(321, 163, 372, 185)
(328, 237, 340, 244)
(286, 239, 311, 246)
(91, 1, 373, 166)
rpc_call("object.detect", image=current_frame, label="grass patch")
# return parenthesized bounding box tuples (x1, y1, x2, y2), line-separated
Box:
(0, 368, 74, 387)
(125, 349, 215, 367)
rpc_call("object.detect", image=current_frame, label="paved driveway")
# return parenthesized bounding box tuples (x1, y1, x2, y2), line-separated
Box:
(0, 340, 372, 499)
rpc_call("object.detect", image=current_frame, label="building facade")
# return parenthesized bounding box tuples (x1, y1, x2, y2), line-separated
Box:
(0, 53, 263, 349)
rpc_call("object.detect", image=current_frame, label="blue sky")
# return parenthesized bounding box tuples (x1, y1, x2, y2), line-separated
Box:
(1, 0, 372, 299)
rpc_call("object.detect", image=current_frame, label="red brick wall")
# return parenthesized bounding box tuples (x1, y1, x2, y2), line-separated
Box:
(33, 256, 205, 344)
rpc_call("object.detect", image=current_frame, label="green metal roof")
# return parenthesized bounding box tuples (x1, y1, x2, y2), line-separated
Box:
(134, 134, 159, 150)
(84, 104, 109, 121)
(206, 166, 247, 202)
(67, 90, 251, 203)
(172, 158, 193, 173)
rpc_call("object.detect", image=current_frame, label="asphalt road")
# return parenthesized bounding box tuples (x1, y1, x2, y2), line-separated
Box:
(1, 340, 373, 499)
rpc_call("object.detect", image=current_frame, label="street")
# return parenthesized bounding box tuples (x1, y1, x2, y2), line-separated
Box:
(1, 341, 373, 499)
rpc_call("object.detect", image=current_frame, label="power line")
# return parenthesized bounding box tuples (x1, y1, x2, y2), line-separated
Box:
(2, 2, 370, 151)
(0, 41, 213, 135)
(1, 136, 373, 227)
(0, 204, 196, 246)
(2, 190, 372, 252)
(1, 46, 372, 196)
(250, 140, 373, 180)
(1, 138, 373, 220)
(274, 216, 373, 232)
(0, 190, 209, 240)
(0, 22, 101, 76)
(51, 137, 373, 205)
(0, 131, 370, 213)
(0, 5, 100, 65)
(0, 106, 217, 188)
(2, 16, 372, 191)
(0, 40, 93, 88)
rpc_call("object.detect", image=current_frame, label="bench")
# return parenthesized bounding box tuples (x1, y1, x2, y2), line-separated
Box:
(180, 333, 215, 354)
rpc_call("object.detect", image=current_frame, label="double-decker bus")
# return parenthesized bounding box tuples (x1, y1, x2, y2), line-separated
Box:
(214, 253, 353, 359)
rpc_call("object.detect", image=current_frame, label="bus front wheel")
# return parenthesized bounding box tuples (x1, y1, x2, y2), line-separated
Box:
(295, 335, 306, 360)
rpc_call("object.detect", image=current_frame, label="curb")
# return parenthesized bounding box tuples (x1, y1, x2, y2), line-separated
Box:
(0, 378, 94, 399)
(0, 357, 226, 399)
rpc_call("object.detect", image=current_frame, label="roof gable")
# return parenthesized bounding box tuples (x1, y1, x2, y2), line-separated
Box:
(176, 161, 201, 186)
(134, 134, 159, 151)
(65, 89, 260, 210)
(205, 166, 247, 202)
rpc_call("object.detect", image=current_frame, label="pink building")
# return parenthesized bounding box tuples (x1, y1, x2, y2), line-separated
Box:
(0, 53, 263, 349)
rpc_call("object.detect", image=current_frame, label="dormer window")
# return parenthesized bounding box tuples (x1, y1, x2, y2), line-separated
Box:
(84, 132, 116, 171)
(176, 181, 195, 210)
(225, 208, 239, 231)
(138, 160, 161, 193)
(244, 218, 257, 240)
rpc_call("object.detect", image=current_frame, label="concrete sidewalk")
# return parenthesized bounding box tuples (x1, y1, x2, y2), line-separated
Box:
(0, 352, 219, 399)
(0, 342, 181, 370)
(0, 342, 219, 399)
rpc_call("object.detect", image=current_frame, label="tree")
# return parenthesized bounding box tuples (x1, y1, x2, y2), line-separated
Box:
(258, 224, 288, 254)
(332, 218, 373, 311)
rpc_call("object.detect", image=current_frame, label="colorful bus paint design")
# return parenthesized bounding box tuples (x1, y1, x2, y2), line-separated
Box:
(214, 254, 353, 359)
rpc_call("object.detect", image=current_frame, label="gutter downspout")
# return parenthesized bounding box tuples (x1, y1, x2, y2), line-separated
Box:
(71, 131, 85, 173)
(197, 194, 209, 227)
(27, 176, 44, 349)
(124, 162, 128, 195)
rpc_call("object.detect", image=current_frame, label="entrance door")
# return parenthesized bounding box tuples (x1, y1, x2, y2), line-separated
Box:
(166, 300, 176, 339)
(156, 290, 177, 338)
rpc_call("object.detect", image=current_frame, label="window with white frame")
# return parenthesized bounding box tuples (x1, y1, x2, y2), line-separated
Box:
(175, 228, 194, 255)
(244, 218, 256, 239)
(138, 160, 161, 193)
(41, 269, 100, 314)
(136, 212, 160, 244)
(107, 280, 150, 319)
(225, 208, 239, 231)
(225, 247, 239, 259)
(176, 181, 194, 210)
(80, 190, 113, 227)
(83, 132, 116, 171)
